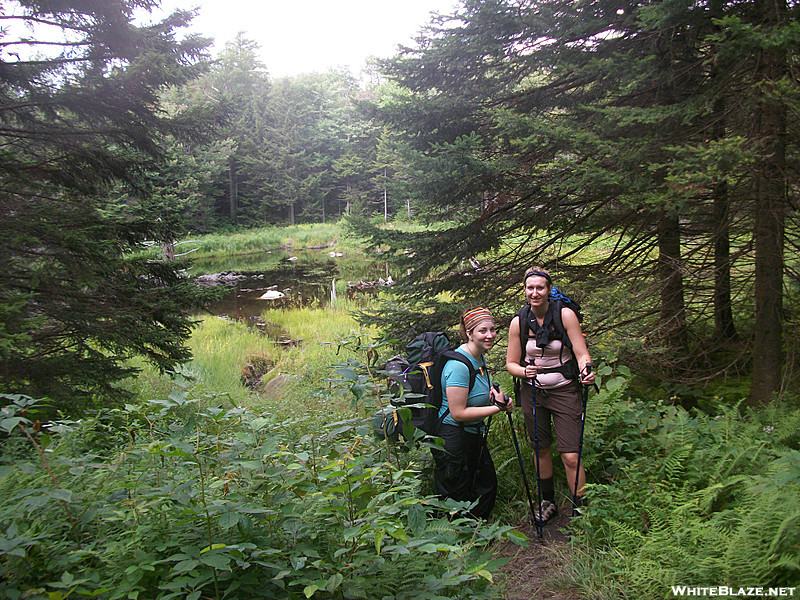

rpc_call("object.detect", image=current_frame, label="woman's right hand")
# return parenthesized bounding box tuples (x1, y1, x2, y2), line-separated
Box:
(491, 385, 514, 413)
(523, 363, 538, 379)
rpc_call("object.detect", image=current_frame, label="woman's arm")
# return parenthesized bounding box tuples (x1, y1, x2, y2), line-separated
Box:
(446, 385, 510, 422)
(561, 306, 595, 384)
(506, 315, 537, 379)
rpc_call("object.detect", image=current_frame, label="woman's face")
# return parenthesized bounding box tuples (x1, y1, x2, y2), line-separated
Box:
(468, 319, 497, 352)
(524, 275, 551, 308)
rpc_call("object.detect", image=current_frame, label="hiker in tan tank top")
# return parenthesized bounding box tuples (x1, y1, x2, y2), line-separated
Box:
(506, 267, 595, 523)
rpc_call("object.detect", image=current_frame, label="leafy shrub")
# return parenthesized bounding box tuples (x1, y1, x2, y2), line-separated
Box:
(0, 390, 523, 600)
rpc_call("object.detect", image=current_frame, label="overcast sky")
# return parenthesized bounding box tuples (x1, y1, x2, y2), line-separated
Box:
(154, 0, 459, 77)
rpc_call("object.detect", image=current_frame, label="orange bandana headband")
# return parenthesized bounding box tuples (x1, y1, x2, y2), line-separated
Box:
(463, 307, 494, 331)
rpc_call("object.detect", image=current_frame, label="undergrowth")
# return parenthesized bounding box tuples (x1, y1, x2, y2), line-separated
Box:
(564, 369, 800, 599)
(0, 387, 524, 600)
(5, 309, 798, 600)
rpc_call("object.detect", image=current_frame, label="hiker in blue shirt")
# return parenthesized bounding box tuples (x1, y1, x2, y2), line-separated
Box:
(433, 306, 512, 519)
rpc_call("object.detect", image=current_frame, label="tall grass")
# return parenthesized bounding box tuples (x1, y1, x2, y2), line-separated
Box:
(190, 222, 348, 258)
(134, 221, 442, 266)
(133, 222, 350, 261)
(130, 298, 378, 421)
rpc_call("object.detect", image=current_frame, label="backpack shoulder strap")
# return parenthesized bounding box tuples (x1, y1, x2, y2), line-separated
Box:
(550, 299, 574, 350)
(518, 304, 531, 365)
(440, 349, 479, 392)
(433, 349, 479, 429)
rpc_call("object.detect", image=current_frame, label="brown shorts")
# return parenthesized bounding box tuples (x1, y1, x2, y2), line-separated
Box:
(518, 380, 583, 453)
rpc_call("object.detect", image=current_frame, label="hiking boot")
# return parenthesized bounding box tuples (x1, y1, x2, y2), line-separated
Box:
(533, 500, 558, 524)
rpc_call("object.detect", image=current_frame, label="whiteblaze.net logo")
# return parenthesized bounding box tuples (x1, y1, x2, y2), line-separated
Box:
(671, 587, 796, 597)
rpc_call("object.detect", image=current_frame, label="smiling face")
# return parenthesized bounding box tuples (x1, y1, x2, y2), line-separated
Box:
(524, 275, 552, 309)
(467, 319, 497, 353)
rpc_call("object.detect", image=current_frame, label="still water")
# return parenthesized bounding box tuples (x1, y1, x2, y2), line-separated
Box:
(191, 249, 391, 322)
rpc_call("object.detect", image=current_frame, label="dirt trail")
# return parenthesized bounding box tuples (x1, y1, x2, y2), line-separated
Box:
(494, 510, 582, 600)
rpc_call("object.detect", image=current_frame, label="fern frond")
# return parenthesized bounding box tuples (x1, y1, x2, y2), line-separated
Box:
(659, 444, 692, 484)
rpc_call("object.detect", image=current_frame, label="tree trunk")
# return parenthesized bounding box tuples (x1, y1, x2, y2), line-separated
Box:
(657, 210, 687, 353)
(712, 178, 737, 341)
(228, 160, 238, 223)
(710, 0, 737, 342)
(161, 241, 175, 261)
(749, 0, 787, 406)
(384, 168, 388, 223)
(652, 33, 687, 358)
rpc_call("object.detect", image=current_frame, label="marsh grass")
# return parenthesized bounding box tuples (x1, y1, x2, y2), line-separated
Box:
(134, 222, 350, 261)
(192, 222, 347, 257)
(125, 316, 272, 407)
(137, 221, 433, 262)
(129, 297, 380, 421)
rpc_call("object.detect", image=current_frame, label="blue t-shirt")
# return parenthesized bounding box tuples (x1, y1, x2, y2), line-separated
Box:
(439, 346, 491, 433)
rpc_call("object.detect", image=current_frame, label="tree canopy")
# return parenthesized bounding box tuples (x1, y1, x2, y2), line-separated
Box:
(352, 0, 800, 404)
(0, 0, 213, 407)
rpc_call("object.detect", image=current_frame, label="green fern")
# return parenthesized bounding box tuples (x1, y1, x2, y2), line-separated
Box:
(658, 444, 692, 484)
(607, 518, 646, 554)
(569, 395, 800, 598)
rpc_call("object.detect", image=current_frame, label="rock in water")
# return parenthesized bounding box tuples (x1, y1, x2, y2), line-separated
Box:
(258, 290, 285, 300)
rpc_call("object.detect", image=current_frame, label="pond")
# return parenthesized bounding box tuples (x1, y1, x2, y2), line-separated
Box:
(191, 249, 393, 323)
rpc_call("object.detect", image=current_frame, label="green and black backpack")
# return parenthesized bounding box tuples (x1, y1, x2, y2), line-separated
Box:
(376, 332, 478, 440)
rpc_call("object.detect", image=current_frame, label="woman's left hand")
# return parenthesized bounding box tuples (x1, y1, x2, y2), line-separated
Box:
(579, 364, 596, 385)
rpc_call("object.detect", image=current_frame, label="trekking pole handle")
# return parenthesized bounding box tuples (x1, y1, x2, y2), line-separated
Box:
(580, 362, 594, 384)
(581, 363, 600, 393)
(521, 358, 538, 380)
(491, 383, 511, 410)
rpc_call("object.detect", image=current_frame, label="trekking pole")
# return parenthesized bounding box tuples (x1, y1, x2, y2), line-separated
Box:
(496, 385, 539, 535)
(571, 363, 597, 517)
(530, 377, 545, 540)
(471, 414, 492, 496)
(471, 375, 495, 499)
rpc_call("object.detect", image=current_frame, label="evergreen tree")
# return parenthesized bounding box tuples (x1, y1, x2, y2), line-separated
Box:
(263, 71, 370, 224)
(0, 0, 212, 409)
(198, 35, 273, 225)
(357, 0, 799, 397)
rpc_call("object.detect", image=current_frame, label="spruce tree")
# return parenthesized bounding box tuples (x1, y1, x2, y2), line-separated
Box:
(0, 0, 212, 409)
(358, 0, 799, 396)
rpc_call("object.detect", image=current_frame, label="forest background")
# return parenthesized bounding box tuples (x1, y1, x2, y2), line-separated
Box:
(1, 0, 799, 599)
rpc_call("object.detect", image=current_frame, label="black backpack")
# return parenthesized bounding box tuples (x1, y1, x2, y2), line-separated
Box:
(517, 286, 583, 381)
(383, 332, 478, 437)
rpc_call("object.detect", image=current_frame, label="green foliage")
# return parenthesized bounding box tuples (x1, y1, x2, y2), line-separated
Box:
(0, 383, 520, 599)
(0, 1, 213, 407)
(565, 368, 800, 599)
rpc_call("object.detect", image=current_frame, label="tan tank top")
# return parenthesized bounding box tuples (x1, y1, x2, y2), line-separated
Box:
(525, 337, 571, 389)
